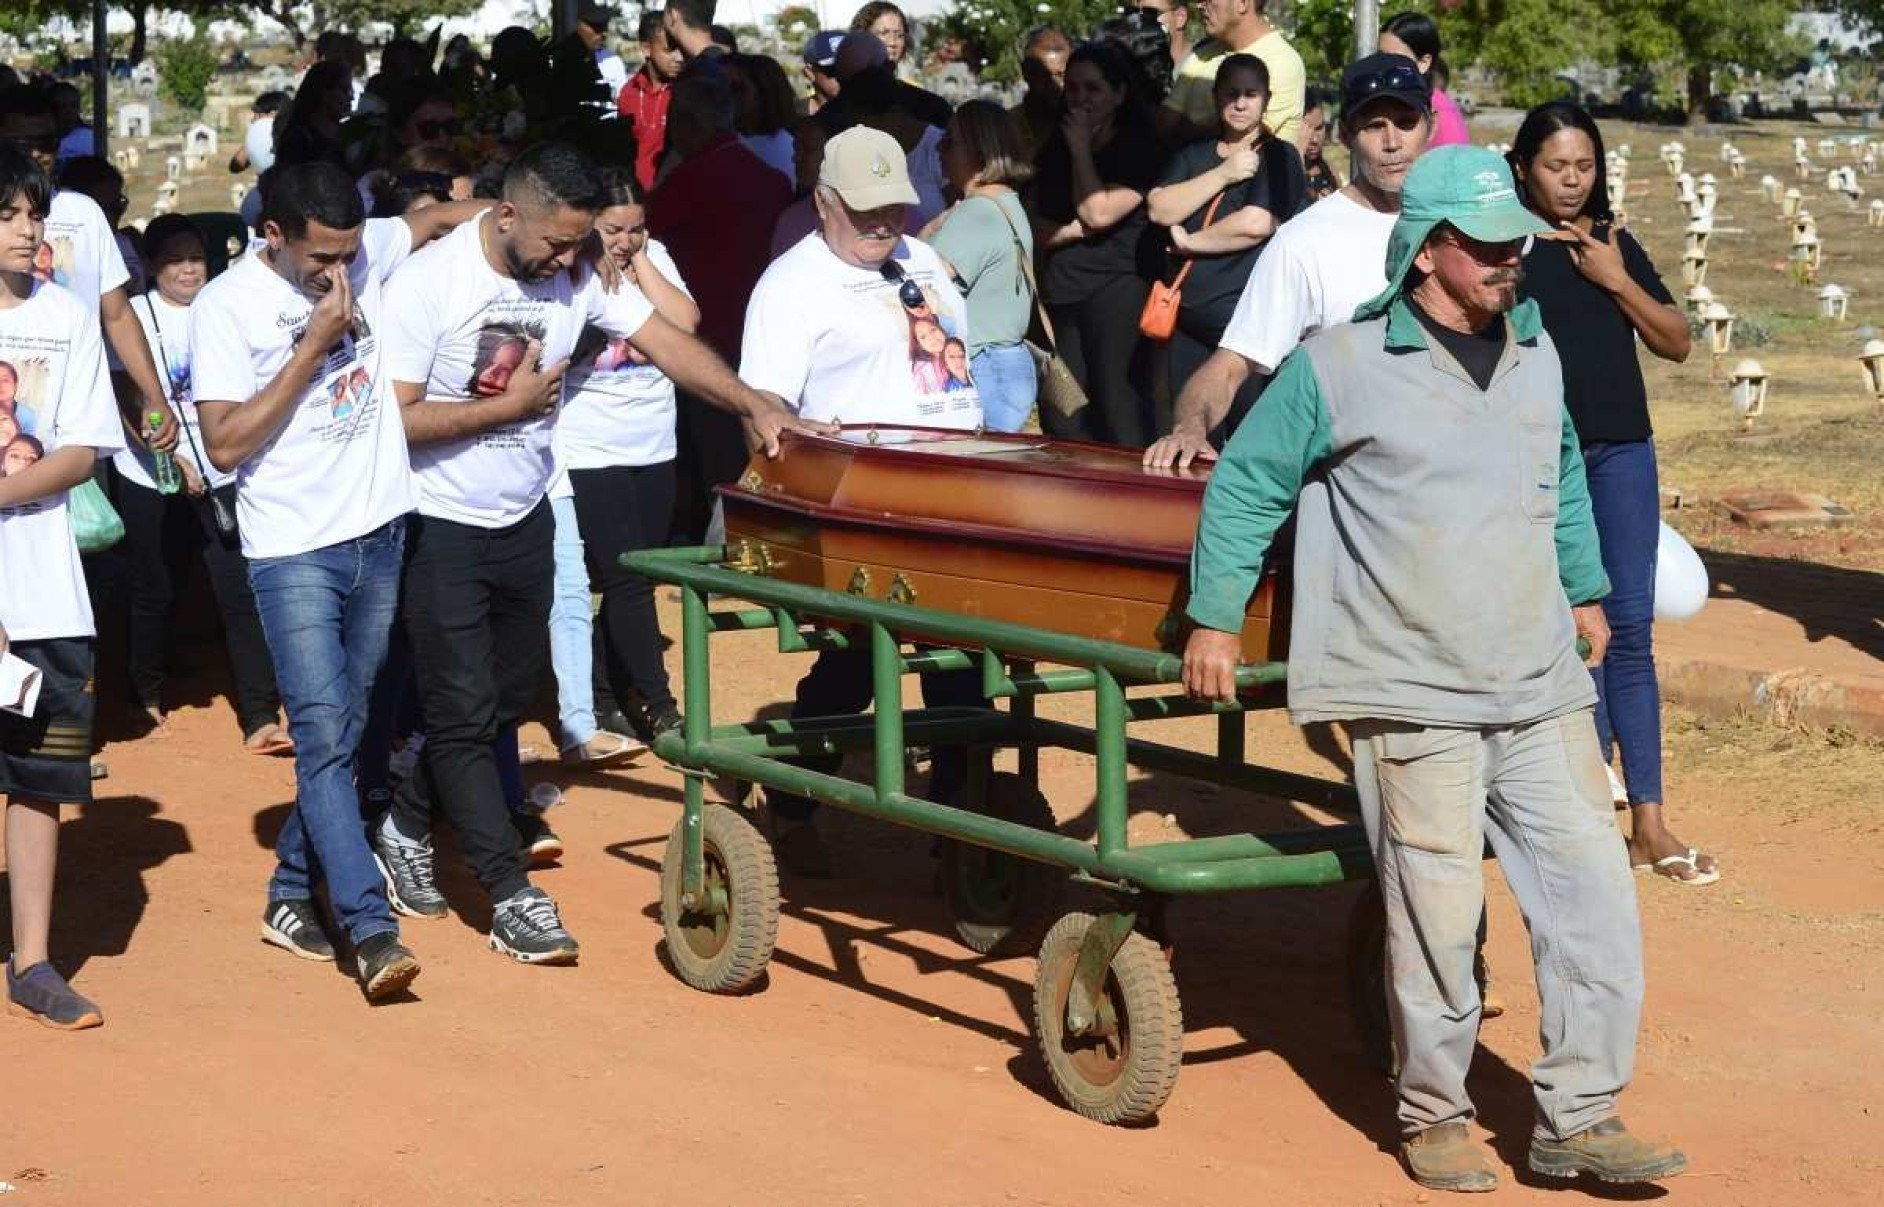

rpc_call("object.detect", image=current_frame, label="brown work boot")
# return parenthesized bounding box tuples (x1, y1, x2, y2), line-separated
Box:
(1401, 1122, 1500, 1193)
(1528, 1117, 1688, 1184)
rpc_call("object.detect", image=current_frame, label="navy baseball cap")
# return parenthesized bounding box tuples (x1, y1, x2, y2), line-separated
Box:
(1341, 52, 1432, 119)
(804, 30, 846, 71)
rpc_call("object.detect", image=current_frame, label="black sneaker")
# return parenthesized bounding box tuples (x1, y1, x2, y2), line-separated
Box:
(645, 703, 683, 741)
(353, 932, 421, 1001)
(489, 887, 580, 965)
(373, 817, 447, 919)
(513, 811, 564, 866)
(6, 958, 103, 1030)
(260, 899, 336, 962)
(599, 707, 639, 741)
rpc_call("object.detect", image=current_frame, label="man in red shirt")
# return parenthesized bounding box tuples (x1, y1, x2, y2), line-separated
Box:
(618, 10, 685, 190)
(648, 65, 792, 539)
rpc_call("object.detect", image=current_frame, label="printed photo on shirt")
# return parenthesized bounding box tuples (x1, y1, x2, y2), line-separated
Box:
(886, 280, 971, 396)
(325, 364, 375, 420)
(160, 345, 192, 405)
(467, 320, 547, 398)
(594, 333, 650, 373)
(33, 235, 75, 289)
(0, 356, 48, 437)
(1, 432, 44, 476)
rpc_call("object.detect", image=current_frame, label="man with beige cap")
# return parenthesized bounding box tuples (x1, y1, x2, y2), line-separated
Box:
(741, 125, 984, 873)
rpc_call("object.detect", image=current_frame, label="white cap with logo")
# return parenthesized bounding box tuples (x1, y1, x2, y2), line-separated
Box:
(818, 126, 919, 210)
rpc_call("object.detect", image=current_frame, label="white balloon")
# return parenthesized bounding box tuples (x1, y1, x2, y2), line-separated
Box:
(1653, 522, 1709, 621)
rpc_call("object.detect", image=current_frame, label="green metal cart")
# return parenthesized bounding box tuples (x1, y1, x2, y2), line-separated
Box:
(626, 545, 1390, 1125)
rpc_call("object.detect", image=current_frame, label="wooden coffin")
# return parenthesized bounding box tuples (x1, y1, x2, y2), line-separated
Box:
(716, 426, 1288, 664)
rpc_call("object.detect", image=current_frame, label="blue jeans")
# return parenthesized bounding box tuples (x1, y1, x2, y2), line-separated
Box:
(971, 343, 1037, 434)
(249, 518, 405, 945)
(549, 494, 597, 748)
(1583, 440, 1663, 805)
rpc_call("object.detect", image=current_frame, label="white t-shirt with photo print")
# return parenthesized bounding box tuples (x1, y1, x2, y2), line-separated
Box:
(382, 214, 655, 529)
(39, 189, 129, 309)
(114, 291, 234, 491)
(556, 238, 688, 471)
(0, 279, 125, 641)
(189, 217, 419, 560)
(739, 234, 981, 429)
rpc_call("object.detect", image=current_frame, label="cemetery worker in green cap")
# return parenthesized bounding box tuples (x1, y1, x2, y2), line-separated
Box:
(1181, 145, 1690, 1194)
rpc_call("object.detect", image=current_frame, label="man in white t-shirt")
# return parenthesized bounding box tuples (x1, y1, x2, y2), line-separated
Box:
(377, 142, 802, 964)
(2, 88, 179, 466)
(192, 162, 487, 1002)
(740, 125, 985, 875)
(1145, 54, 1433, 469)
(0, 149, 125, 1030)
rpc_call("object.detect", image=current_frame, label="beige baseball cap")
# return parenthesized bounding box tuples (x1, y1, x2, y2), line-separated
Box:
(818, 126, 918, 210)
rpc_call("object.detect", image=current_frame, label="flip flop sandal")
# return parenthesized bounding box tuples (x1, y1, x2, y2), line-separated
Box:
(1650, 849, 1721, 887)
(559, 731, 649, 767)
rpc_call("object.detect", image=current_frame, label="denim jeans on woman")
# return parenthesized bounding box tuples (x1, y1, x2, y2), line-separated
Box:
(548, 494, 599, 750)
(1582, 440, 1663, 805)
(971, 343, 1037, 433)
(249, 517, 405, 946)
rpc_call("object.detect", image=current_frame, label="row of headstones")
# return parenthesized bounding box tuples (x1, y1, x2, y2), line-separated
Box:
(1637, 140, 1884, 424)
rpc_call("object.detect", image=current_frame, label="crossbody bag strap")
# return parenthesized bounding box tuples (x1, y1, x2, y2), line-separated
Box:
(1168, 190, 1229, 291)
(139, 294, 212, 472)
(987, 194, 1063, 353)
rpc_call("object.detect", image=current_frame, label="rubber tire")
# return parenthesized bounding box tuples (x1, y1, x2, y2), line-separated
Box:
(1345, 879, 1397, 1077)
(659, 804, 780, 994)
(1032, 911, 1184, 1125)
(939, 773, 1065, 957)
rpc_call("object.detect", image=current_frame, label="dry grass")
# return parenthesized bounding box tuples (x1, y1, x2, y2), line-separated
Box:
(1607, 121, 1884, 571)
(1662, 703, 1884, 834)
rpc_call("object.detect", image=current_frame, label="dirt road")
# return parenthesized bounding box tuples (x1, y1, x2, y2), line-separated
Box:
(5, 614, 1881, 1207)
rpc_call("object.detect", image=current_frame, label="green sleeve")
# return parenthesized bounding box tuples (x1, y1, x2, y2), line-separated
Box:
(1185, 349, 1333, 632)
(1553, 406, 1611, 605)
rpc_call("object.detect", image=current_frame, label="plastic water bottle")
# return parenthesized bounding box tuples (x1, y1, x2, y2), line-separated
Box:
(148, 411, 182, 495)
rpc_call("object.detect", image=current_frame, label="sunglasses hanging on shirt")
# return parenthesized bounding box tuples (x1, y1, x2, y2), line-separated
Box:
(878, 259, 927, 311)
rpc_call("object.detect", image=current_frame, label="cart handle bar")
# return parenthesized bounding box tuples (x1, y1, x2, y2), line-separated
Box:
(626, 545, 1287, 691)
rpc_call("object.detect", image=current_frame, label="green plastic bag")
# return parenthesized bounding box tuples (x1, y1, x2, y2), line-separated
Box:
(68, 477, 125, 554)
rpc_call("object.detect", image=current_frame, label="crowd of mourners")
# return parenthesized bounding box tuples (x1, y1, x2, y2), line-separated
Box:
(0, 0, 1711, 1190)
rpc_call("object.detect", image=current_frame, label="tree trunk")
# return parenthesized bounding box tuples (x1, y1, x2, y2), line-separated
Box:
(129, 1, 148, 66)
(1687, 61, 1711, 123)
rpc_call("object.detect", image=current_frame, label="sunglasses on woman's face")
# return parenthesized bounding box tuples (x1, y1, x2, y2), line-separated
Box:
(415, 118, 461, 140)
(879, 259, 926, 311)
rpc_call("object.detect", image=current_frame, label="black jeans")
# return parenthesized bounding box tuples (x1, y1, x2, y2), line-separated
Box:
(1042, 274, 1154, 448)
(672, 393, 749, 544)
(111, 469, 281, 736)
(569, 462, 677, 719)
(392, 500, 553, 902)
(767, 647, 990, 822)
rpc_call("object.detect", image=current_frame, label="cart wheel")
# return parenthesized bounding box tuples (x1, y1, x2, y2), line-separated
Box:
(940, 773, 1064, 956)
(659, 804, 780, 994)
(1032, 912, 1184, 1125)
(1345, 879, 1396, 1077)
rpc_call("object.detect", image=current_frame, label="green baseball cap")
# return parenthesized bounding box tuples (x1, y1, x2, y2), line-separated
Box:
(1353, 144, 1553, 321)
